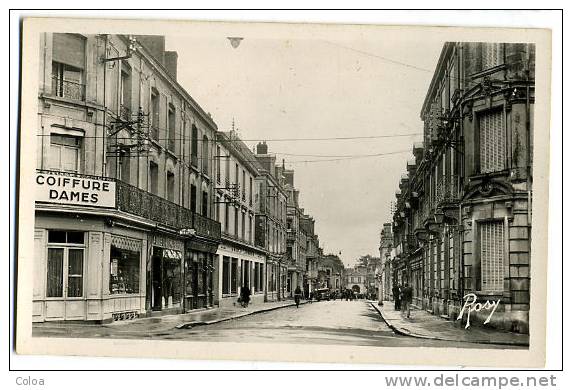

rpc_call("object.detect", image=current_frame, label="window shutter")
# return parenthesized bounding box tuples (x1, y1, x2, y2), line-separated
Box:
(53, 33, 86, 69)
(482, 43, 502, 69)
(480, 221, 504, 292)
(479, 110, 505, 173)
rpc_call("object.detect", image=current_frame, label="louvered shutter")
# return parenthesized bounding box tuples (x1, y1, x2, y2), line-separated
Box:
(480, 221, 504, 292)
(482, 43, 502, 69)
(480, 110, 506, 173)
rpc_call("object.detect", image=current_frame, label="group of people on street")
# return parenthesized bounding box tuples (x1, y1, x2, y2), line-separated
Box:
(392, 283, 413, 318)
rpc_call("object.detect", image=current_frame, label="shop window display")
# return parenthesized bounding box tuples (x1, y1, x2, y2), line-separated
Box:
(110, 245, 140, 295)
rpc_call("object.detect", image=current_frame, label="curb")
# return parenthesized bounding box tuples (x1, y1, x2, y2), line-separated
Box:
(369, 302, 529, 347)
(176, 301, 307, 329)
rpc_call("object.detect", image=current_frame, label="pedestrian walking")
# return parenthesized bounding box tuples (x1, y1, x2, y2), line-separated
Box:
(402, 283, 413, 318)
(294, 286, 302, 308)
(392, 284, 401, 311)
(240, 284, 251, 308)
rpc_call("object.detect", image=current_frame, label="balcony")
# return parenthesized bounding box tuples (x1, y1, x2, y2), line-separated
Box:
(51, 77, 85, 101)
(287, 229, 297, 242)
(36, 169, 221, 242)
(435, 175, 460, 207)
(120, 104, 131, 121)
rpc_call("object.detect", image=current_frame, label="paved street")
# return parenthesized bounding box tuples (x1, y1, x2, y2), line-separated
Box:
(33, 300, 521, 349)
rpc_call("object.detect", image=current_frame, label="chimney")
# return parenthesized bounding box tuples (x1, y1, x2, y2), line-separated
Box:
(164, 51, 178, 80)
(256, 141, 268, 155)
(284, 170, 294, 186)
(134, 35, 165, 64)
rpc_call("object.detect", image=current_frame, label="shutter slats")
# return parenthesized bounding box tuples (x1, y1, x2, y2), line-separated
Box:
(480, 221, 504, 292)
(480, 110, 506, 173)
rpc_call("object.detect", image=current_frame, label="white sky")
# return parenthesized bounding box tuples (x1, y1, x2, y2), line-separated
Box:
(166, 30, 442, 266)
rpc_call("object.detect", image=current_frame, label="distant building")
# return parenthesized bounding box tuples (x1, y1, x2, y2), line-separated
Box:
(254, 142, 288, 301)
(214, 131, 265, 307)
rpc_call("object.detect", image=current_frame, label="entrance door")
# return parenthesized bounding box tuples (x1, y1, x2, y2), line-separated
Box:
(151, 250, 162, 310)
(45, 246, 85, 320)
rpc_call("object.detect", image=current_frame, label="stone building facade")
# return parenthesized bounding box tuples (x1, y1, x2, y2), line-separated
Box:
(34, 34, 221, 323)
(390, 42, 534, 334)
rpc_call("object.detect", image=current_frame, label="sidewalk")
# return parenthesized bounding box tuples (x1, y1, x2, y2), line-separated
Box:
(370, 301, 529, 347)
(33, 299, 305, 336)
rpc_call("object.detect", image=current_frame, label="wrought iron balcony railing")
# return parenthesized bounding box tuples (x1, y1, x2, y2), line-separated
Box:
(36, 169, 221, 242)
(51, 77, 85, 101)
(120, 104, 131, 121)
(435, 175, 460, 206)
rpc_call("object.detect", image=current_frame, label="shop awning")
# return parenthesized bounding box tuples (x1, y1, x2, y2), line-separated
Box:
(111, 235, 142, 252)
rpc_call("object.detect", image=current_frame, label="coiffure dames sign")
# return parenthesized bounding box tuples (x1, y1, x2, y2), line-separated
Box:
(36, 172, 116, 208)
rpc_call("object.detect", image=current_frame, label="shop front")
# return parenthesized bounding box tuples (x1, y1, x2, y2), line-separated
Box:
(183, 239, 218, 311)
(146, 233, 184, 314)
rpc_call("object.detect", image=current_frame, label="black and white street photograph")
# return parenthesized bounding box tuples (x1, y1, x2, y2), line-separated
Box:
(11, 12, 558, 370)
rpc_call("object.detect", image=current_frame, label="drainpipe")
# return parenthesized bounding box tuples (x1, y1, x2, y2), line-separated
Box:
(102, 34, 108, 177)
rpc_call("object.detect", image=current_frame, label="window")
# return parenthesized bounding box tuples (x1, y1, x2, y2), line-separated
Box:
(479, 221, 505, 292)
(482, 43, 503, 70)
(242, 170, 246, 201)
(202, 190, 208, 216)
(49, 134, 82, 173)
(216, 146, 221, 183)
(166, 171, 175, 202)
(149, 162, 159, 195)
(222, 256, 230, 294)
(190, 184, 197, 212)
(479, 110, 506, 173)
(120, 61, 132, 119)
(119, 149, 131, 183)
(224, 203, 229, 233)
(110, 236, 141, 295)
(241, 212, 245, 240)
(46, 231, 85, 298)
(225, 154, 230, 185)
(234, 208, 239, 237)
(191, 125, 198, 167)
(248, 215, 252, 242)
(52, 33, 85, 101)
(168, 104, 176, 151)
(202, 136, 209, 174)
(249, 177, 253, 205)
(150, 89, 160, 140)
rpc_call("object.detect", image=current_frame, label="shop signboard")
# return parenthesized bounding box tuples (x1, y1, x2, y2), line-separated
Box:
(36, 172, 116, 208)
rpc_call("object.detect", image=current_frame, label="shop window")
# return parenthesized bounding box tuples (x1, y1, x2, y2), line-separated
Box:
(46, 248, 64, 297)
(110, 237, 141, 295)
(162, 249, 183, 306)
(46, 230, 85, 298)
(222, 256, 230, 295)
(479, 109, 506, 174)
(478, 221, 505, 293)
(231, 258, 238, 294)
(52, 33, 85, 101)
(49, 134, 82, 173)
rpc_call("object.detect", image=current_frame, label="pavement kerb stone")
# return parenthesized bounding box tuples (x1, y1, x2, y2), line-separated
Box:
(176, 300, 307, 329)
(368, 302, 529, 347)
